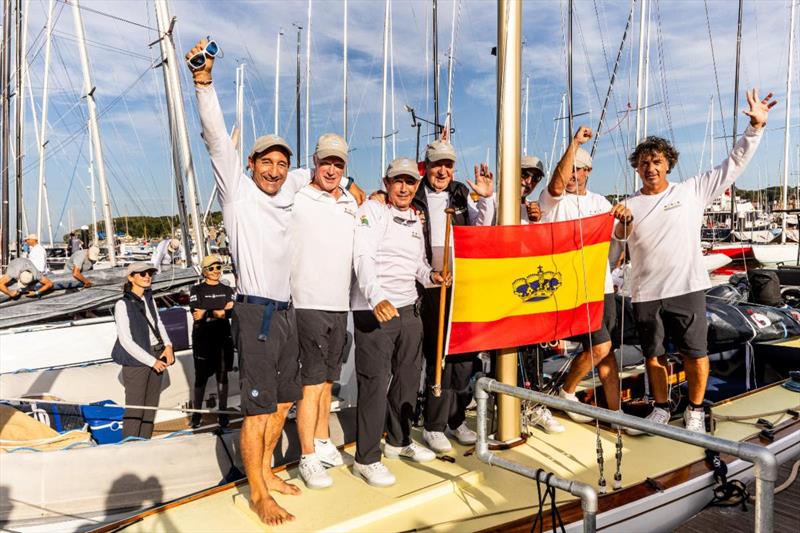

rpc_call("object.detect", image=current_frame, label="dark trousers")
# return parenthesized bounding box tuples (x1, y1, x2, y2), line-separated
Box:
(354, 305, 423, 465)
(192, 326, 233, 420)
(421, 287, 478, 432)
(122, 365, 164, 439)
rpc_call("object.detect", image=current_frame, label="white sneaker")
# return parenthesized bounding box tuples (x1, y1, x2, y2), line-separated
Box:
(298, 455, 333, 489)
(683, 406, 707, 434)
(625, 407, 670, 436)
(353, 461, 396, 487)
(446, 423, 478, 445)
(529, 406, 566, 433)
(558, 387, 593, 424)
(384, 441, 436, 462)
(422, 429, 453, 453)
(315, 438, 344, 467)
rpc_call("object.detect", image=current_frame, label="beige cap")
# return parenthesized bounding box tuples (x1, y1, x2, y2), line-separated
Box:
(574, 148, 593, 169)
(167, 238, 180, 253)
(249, 134, 293, 159)
(25, 233, 38, 241)
(386, 157, 422, 180)
(314, 133, 348, 163)
(201, 254, 223, 269)
(425, 140, 457, 162)
(521, 155, 545, 173)
(18, 270, 34, 286)
(87, 246, 100, 262)
(127, 262, 158, 276)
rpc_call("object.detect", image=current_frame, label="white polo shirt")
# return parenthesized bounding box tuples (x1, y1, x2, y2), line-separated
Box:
(289, 184, 357, 311)
(625, 125, 763, 303)
(197, 85, 310, 301)
(351, 200, 433, 311)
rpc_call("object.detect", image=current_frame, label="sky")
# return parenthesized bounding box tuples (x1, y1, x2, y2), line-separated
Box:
(4, 0, 799, 239)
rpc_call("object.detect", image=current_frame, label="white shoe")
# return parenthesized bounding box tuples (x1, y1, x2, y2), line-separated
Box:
(315, 438, 344, 467)
(353, 461, 396, 487)
(625, 406, 670, 436)
(298, 455, 333, 489)
(446, 423, 478, 445)
(683, 406, 706, 434)
(529, 406, 565, 433)
(558, 387, 593, 423)
(384, 441, 436, 463)
(422, 429, 453, 453)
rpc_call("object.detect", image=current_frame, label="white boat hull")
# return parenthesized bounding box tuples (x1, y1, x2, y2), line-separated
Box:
(751, 243, 800, 266)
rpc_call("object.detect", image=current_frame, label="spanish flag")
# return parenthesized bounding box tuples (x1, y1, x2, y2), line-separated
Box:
(447, 214, 614, 355)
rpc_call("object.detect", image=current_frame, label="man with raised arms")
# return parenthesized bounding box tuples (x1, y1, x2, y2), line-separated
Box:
(539, 126, 633, 430)
(624, 89, 775, 435)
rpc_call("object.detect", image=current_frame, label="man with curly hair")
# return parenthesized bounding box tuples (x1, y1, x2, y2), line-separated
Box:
(623, 89, 776, 435)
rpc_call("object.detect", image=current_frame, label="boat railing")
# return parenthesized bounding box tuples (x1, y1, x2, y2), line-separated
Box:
(474, 377, 779, 533)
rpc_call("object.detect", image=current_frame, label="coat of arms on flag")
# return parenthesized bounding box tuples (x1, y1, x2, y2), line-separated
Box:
(446, 214, 614, 355)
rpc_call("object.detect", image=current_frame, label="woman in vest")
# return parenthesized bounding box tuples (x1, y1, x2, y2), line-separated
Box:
(112, 262, 175, 439)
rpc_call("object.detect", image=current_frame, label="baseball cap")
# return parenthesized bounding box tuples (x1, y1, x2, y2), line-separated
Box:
(314, 133, 348, 163)
(127, 262, 158, 276)
(574, 148, 593, 169)
(386, 157, 422, 180)
(425, 140, 457, 163)
(521, 155, 545, 173)
(201, 254, 223, 269)
(167, 238, 180, 252)
(18, 270, 34, 286)
(25, 233, 38, 241)
(87, 246, 100, 262)
(249, 134, 293, 160)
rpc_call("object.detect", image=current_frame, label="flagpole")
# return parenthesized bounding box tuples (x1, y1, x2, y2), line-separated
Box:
(495, 0, 522, 443)
(433, 208, 455, 397)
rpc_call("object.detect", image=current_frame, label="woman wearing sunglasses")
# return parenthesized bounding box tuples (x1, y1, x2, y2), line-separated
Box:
(189, 255, 235, 428)
(111, 262, 174, 439)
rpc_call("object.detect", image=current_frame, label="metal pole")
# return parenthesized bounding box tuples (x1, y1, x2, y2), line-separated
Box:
(274, 30, 281, 135)
(343, 0, 347, 140)
(305, 0, 311, 167)
(567, 0, 573, 138)
(445, 0, 457, 121)
(295, 24, 301, 166)
(235, 64, 244, 166)
(432, 0, 439, 132)
(781, 0, 796, 244)
(523, 75, 529, 155)
(642, 0, 651, 137)
(71, 0, 117, 265)
(380, 0, 389, 175)
(731, 0, 744, 238)
(495, 0, 522, 443)
(88, 134, 98, 244)
(35, 0, 53, 243)
(389, 1, 396, 159)
(13, 0, 22, 254)
(634, 0, 647, 145)
(1, 0, 11, 266)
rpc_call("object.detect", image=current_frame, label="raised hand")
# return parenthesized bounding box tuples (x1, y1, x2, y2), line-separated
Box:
(743, 89, 777, 129)
(185, 38, 214, 83)
(467, 163, 494, 198)
(573, 126, 593, 145)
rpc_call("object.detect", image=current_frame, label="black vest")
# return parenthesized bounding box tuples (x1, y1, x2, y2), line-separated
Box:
(111, 290, 160, 367)
(412, 179, 472, 264)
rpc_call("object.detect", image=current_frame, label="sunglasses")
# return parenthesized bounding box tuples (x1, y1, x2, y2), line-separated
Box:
(187, 39, 223, 71)
(204, 264, 223, 272)
(134, 270, 155, 278)
(521, 170, 543, 182)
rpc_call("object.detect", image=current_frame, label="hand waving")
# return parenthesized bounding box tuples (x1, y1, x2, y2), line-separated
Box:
(467, 163, 494, 198)
(743, 89, 777, 129)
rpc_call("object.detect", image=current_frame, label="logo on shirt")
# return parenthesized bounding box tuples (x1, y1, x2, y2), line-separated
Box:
(359, 215, 370, 227)
(663, 200, 682, 211)
(512, 266, 562, 302)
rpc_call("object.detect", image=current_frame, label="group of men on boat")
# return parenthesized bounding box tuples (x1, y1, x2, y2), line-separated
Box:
(163, 37, 781, 526)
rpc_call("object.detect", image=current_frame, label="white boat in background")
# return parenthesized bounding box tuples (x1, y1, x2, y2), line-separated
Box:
(701, 253, 732, 272)
(751, 243, 800, 266)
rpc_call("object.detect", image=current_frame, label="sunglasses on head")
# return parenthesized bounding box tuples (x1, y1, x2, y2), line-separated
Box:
(187, 38, 223, 71)
(204, 264, 222, 272)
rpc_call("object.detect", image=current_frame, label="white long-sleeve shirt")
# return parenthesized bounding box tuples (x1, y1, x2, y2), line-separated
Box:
(351, 200, 433, 311)
(150, 239, 186, 272)
(113, 297, 172, 367)
(197, 85, 309, 300)
(625, 125, 763, 303)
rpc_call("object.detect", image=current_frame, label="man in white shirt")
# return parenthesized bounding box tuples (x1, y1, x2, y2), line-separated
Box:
(539, 126, 633, 431)
(25, 234, 47, 273)
(351, 157, 446, 487)
(411, 140, 494, 454)
(292, 134, 358, 490)
(150, 237, 185, 272)
(0, 257, 54, 299)
(520, 155, 545, 223)
(623, 89, 775, 435)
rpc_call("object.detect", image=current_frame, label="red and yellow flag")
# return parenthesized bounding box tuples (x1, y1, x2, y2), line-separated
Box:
(447, 214, 614, 355)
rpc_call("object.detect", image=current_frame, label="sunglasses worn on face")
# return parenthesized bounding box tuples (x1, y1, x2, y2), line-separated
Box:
(187, 39, 223, 71)
(522, 170, 543, 182)
(134, 271, 155, 278)
(204, 264, 222, 272)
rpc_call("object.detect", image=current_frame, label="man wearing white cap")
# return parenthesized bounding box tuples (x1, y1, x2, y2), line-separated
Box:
(25, 234, 48, 273)
(65, 245, 101, 288)
(150, 237, 186, 272)
(412, 140, 494, 454)
(0, 257, 54, 299)
(291, 133, 358, 489)
(187, 37, 363, 526)
(539, 126, 634, 432)
(351, 157, 446, 487)
(520, 155, 546, 223)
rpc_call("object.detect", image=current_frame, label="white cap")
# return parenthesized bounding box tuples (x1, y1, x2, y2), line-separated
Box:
(574, 148, 593, 169)
(521, 155, 545, 173)
(168, 238, 180, 252)
(88, 246, 100, 262)
(425, 140, 457, 162)
(386, 157, 422, 180)
(25, 233, 38, 241)
(18, 270, 34, 286)
(314, 133, 348, 163)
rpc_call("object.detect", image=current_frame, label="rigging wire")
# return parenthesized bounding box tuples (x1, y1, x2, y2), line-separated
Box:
(703, 0, 730, 153)
(54, 0, 158, 32)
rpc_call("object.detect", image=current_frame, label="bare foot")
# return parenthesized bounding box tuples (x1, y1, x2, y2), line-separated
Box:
(266, 475, 302, 495)
(250, 494, 295, 526)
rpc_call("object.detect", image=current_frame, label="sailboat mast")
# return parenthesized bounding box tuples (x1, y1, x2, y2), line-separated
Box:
(389, 1, 396, 159)
(36, 0, 53, 244)
(305, 0, 311, 167)
(731, 0, 744, 233)
(343, 0, 348, 140)
(380, 0, 389, 175)
(445, 0, 457, 122)
(642, 0, 651, 137)
(567, 0, 573, 137)
(274, 30, 281, 135)
(781, 0, 796, 243)
(88, 134, 98, 244)
(72, 0, 117, 266)
(295, 24, 301, 167)
(1, 0, 11, 266)
(14, 0, 23, 254)
(495, 0, 522, 443)
(523, 75, 529, 155)
(432, 0, 439, 132)
(235, 63, 245, 165)
(634, 0, 647, 147)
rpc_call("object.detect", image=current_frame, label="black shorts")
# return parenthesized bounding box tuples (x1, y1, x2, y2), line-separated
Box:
(232, 302, 301, 415)
(569, 293, 617, 349)
(296, 309, 348, 385)
(632, 290, 708, 359)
